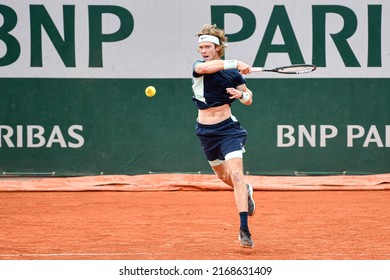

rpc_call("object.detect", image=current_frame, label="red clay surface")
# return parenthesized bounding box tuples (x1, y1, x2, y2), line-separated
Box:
(1, 189, 389, 260)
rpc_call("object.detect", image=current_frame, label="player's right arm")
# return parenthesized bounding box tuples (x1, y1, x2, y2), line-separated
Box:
(194, 60, 251, 75)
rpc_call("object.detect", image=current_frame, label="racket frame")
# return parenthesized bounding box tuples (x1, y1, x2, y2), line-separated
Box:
(251, 64, 317, 74)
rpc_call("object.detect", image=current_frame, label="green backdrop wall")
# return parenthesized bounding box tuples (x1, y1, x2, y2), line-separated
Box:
(1, 1, 390, 176)
(1, 78, 389, 176)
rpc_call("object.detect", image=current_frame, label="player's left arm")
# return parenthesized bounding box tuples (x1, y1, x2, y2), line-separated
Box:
(226, 84, 253, 105)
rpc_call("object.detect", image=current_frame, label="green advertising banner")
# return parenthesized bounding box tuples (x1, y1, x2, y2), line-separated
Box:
(1, 1, 389, 176)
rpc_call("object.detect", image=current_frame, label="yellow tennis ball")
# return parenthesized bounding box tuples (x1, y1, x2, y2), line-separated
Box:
(145, 86, 156, 97)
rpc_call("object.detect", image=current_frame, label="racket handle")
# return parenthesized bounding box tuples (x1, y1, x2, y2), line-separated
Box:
(251, 67, 264, 72)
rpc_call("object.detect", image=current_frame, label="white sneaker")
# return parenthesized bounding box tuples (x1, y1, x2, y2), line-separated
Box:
(246, 183, 256, 216)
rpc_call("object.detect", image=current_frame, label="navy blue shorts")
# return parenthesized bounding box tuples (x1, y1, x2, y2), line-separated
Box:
(195, 117, 247, 164)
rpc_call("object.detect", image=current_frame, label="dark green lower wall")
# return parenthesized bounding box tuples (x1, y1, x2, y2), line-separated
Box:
(1, 78, 389, 176)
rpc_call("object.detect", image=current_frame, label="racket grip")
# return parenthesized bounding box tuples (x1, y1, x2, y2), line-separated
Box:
(251, 67, 263, 72)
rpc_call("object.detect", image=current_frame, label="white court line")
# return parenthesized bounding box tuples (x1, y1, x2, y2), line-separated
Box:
(0, 252, 151, 257)
(1, 252, 389, 258)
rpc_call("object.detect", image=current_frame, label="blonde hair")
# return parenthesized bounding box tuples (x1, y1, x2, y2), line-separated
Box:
(197, 24, 227, 57)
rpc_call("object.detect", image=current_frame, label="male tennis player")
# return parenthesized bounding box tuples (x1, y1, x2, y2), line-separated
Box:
(191, 24, 255, 248)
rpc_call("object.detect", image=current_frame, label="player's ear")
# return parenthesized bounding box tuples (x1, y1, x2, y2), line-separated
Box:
(215, 45, 222, 56)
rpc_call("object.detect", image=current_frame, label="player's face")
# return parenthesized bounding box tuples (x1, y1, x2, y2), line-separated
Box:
(198, 42, 220, 61)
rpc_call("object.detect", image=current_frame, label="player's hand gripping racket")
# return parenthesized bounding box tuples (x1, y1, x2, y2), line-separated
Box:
(251, 64, 317, 74)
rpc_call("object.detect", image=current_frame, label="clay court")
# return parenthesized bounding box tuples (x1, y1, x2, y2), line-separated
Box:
(0, 174, 389, 260)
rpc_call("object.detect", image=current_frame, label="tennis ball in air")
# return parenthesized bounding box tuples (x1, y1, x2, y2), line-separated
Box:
(145, 86, 156, 97)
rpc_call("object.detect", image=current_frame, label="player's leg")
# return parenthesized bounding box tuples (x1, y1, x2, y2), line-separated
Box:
(224, 156, 254, 248)
(211, 160, 233, 188)
(211, 159, 255, 215)
(196, 118, 254, 248)
(224, 157, 248, 213)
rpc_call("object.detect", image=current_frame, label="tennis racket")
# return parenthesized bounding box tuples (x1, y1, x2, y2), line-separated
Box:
(251, 64, 317, 74)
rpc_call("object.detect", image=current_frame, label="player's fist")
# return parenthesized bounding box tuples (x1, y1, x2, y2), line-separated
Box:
(237, 61, 251, 75)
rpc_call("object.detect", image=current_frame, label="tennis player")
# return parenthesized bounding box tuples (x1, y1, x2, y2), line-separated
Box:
(191, 24, 256, 248)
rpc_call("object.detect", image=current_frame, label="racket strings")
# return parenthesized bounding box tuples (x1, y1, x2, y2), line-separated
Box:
(277, 65, 316, 74)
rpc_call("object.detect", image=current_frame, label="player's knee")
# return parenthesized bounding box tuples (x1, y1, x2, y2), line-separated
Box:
(230, 171, 243, 184)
